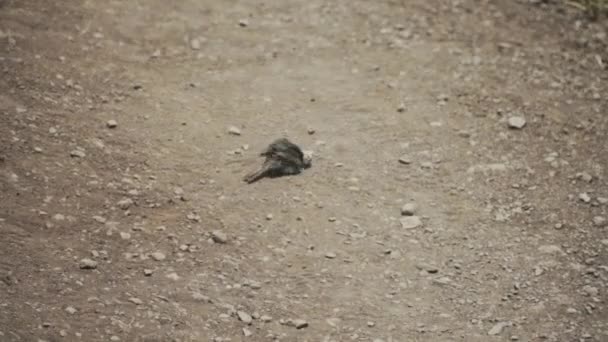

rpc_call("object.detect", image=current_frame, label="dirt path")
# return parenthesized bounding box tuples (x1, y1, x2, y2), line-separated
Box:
(1, 0, 607, 341)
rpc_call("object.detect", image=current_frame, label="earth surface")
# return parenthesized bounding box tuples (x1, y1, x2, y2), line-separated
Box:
(1, 0, 607, 341)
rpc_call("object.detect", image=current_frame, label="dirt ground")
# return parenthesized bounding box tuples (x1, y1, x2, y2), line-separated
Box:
(1, 0, 607, 341)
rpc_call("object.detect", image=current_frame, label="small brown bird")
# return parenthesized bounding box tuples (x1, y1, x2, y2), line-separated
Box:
(244, 138, 312, 184)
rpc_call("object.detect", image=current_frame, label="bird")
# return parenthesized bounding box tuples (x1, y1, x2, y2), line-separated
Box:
(243, 138, 312, 184)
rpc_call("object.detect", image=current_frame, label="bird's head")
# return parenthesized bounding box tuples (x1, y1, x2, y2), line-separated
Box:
(302, 150, 313, 168)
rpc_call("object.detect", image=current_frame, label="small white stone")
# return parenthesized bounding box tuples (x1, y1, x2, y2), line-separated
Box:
(488, 321, 510, 336)
(211, 230, 228, 244)
(65, 306, 77, 315)
(227, 126, 241, 135)
(579, 193, 591, 203)
(293, 319, 308, 329)
(325, 252, 337, 259)
(117, 198, 134, 210)
(166, 272, 180, 281)
(507, 116, 526, 129)
(400, 216, 422, 229)
(128, 297, 143, 305)
(593, 216, 606, 227)
(237, 311, 253, 324)
(70, 150, 86, 158)
(79, 258, 98, 269)
(150, 252, 166, 261)
(190, 38, 201, 50)
(400, 202, 417, 216)
(106, 120, 118, 128)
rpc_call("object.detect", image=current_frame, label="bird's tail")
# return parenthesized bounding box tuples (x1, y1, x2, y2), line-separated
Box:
(243, 163, 271, 184)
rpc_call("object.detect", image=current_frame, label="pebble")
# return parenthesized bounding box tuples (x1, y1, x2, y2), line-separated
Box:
(293, 319, 309, 329)
(398, 155, 412, 165)
(488, 321, 510, 336)
(266, 214, 273, 221)
(400, 216, 422, 229)
(166, 272, 180, 281)
(582, 285, 599, 297)
(400, 203, 417, 216)
(128, 297, 143, 305)
(106, 120, 118, 128)
(190, 38, 201, 50)
(150, 252, 166, 261)
(239, 19, 249, 27)
(70, 150, 86, 158)
(237, 311, 253, 325)
(65, 306, 77, 315)
(143, 269, 153, 276)
(593, 216, 606, 227)
(260, 315, 272, 322)
(538, 245, 563, 254)
(117, 198, 134, 210)
(211, 230, 229, 244)
(242, 328, 252, 337)
(507, 116, 526, 129)
(307, 128, 316, 135)
(227, 126, 241, 135)
(415, 263, 439, 274)
(192, 292, 211, 302)
(579, 193, 591, 203)
(79, 258, 98, 269)
(325, 252, 337, 259)
(576, 172, 593, 182)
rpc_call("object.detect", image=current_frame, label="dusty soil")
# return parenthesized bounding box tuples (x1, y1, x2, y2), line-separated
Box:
(1, 0, 607, 341)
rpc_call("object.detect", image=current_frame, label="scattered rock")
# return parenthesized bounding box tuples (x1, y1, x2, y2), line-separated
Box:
(143, 269, 153, 276)
(106, 120, 118, 128)
(400, 216, 422, 229)
(70, 150, 86, 158)
(398, 155, 412, 165)
(192, 292, 212, 302)
(238, 19, 249, 27)
(579, 193, 591, 203)
(166, 272, 180, 281)
(415, 263, 439, 274)
(227, 126, 241, 135)
(128, 297, 143, 305)
(488, 321, 510, 336)
(325, 252, 337, 259)
(65, 306, 77, 315)
(507, 116, 526, 129)
(307, 128, 316, 135)
(260, 315, 272, 322)
(242, 328, 252, 337)
(293, 319, 309, 329)
(582, 285, 599, 297)
(211, 230, 229, 244)
(79, 258, 98, 270)
(576, 172, 593, 182)
(117, 198, 134, 210)
(150, 252, 166, 261)
(190, 38, 201, 50)
(593, 216, 606, 227)
(237, 311, 253, 325)
(400, 202, 417, 216)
